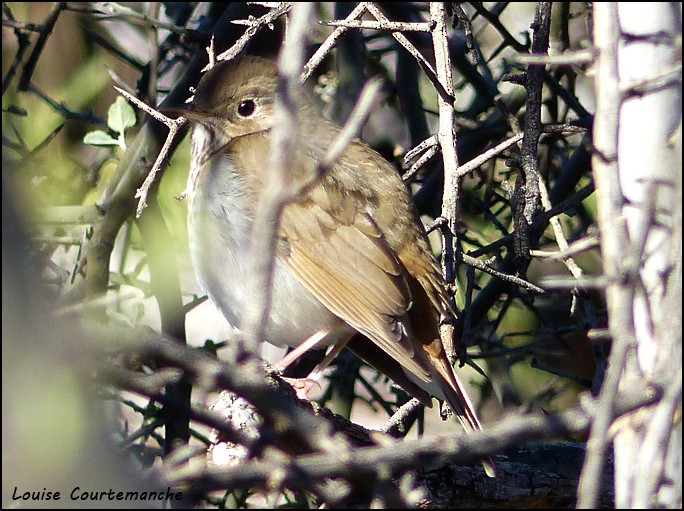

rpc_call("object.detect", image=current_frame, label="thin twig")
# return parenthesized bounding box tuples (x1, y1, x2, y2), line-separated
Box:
(460, 254, 545, 294)
(105, 66, 137, 96)
(451, 3, 478, 63)
(90, 2, 191, 35)
(239, 2, 311, 351)
(318, 78, 384, 170)
(26, 83, 105, 124)
(18, 2, 63, 91)
(539, 275, 608, 291)
(468, 182, 595, 258)
(538, 174, 585, 286)
(321, 19, 433, 32)
(402, 144, 438, 182)
(85, 26, 146, 71)
(213, 3, 292, 66)
(112, 86, 188, 217)
(529, 235, 600, 260)
(456, 133, 523, 178)
(1, 18, 43, 31)
(402, 134, 438, 181)
(146, 2, 160, 104)
(469, 2, 529, 53)
(511, 49, 594, 66)
(302, 3, 367, 83)
(632, 368, 683, 506)
(1, 4, 32, 95)
(403, 134, 439, 165)
(620, 63, 683, 98)
(365, 3, 453, 105)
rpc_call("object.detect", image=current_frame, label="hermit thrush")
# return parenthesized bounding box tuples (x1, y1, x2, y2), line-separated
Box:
(174, 56, 489, 462)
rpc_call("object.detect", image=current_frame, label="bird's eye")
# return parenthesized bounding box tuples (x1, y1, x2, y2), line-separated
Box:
(237, 99, 256, 117)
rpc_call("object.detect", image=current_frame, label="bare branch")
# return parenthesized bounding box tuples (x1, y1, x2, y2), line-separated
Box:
(511, 49, 594, 66)
(365, 3, 452, 104)
(301, 3, 367, 83)
(213, 2, 292, 65)
(319, 78, 384, 170)
(321, 18, 434, 32)
(89, 2, 191, 34)
(529, 235, 600, 260)
(460, 254, 545, 295)
(578, 4, 631, 507)
(112, 86, 188, 217)
(239, 2, 311, 352)
(519, 2, 552, 226)
(430, 2, 459, 294)
(456, 133, 523, 178)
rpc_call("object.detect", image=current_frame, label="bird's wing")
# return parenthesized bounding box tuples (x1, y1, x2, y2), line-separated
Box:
(278, 186, 433, 383)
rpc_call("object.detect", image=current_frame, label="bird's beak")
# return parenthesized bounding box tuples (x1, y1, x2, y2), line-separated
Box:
(159, 104, 212, 123)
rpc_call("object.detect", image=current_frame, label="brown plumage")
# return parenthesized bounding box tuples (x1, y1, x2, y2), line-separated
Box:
(178, 56, 493, 475)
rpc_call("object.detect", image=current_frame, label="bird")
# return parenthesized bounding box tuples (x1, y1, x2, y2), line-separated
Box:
(172, 55, 493, 474)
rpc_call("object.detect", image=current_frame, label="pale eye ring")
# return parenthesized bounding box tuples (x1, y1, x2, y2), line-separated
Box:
(237, 99, 256, 117)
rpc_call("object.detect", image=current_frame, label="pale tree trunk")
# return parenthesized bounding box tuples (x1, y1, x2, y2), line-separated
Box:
(580, 2, 682, 509)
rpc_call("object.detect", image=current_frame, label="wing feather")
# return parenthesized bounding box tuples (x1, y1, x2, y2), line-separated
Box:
(279, 200, 432, 381)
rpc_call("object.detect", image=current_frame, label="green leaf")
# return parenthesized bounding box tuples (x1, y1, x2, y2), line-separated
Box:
(83, 130, 119, 146)
(107, 96, 136, 135)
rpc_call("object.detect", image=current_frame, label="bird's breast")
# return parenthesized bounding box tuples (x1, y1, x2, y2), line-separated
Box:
(186, 132, 343, 348)
(187, 147, 254, 328)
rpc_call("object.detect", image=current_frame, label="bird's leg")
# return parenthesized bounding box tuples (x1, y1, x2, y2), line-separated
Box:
(275, 327, 333, 373)
(276, 323, 350, 399)
(305, 339, 349, 381)
(281, 340, 351, 399)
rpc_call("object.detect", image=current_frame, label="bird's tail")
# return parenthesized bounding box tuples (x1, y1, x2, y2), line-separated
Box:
(430, 353, 497, 478)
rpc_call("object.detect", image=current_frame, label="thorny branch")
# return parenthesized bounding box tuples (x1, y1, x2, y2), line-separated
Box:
(107, 325, 652, 506)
